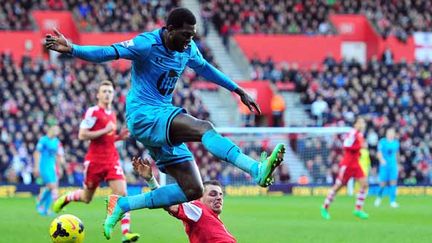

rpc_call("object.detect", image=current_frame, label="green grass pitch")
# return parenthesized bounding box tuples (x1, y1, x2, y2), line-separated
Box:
(0, 196, 430, 243)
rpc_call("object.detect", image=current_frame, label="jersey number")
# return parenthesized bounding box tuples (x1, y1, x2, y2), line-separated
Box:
(157, 70, 180, 96)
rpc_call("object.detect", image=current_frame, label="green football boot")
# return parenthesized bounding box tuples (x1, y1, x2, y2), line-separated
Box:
(122, 232, 140, 242)
(103, 195, 125, 240)
(255, 143, 285, 187)
(320, 206, 331, 220)
(52, 194, 68, 214)
(353, 210, 369, 219)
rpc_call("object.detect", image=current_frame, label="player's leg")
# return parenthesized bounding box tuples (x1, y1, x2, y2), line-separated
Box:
(389, 179, 398, 207)
(375, 165, 388, 207)
(53, 161, 100, 213)
(115, 161, 202, 210)
(37, 171, 58, 215)
(321, 165, 349, 219)
(353, 176, 369, 219)
(53, 187, 97, 213)
(321, 180, 344, 220)
(43, 182, 58, 215)
(108, 179, 140, 243)
(375, 182, 386, 207)
(36, 186, 50, 215)
(170, 113, 285, 187)
(104, 161, 201, 239)
(389, 166, 399, 207)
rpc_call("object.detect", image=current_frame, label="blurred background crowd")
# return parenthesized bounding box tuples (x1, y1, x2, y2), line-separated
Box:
(0, 0, 431, 186)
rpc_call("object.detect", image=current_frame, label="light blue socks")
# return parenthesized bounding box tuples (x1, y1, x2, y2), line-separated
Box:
(202, 129, 259, 177)
(389, 185, 397, 203)
(118, 184, 188, 211)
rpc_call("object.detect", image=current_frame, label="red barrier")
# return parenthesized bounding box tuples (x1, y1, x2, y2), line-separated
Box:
(0, 12, 419, 69)
(235, 14, 415, 67)
(234, 35, 342, 68)
(379, 36, 415, 62)
(329, 14, 380, 59)
(0, 32, 42, 62)
(33, 11, 80, 43)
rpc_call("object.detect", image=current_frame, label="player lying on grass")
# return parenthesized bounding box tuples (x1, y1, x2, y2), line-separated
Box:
(131, 156, 236, 243)
(45, 7, 285, 240)
(321, 117, 369, 220)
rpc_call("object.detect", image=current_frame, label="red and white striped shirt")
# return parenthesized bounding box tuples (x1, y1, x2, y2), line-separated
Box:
(172, 200, 236, 243)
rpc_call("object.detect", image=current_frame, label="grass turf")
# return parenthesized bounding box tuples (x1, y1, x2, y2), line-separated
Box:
(0, 195, 430, 243)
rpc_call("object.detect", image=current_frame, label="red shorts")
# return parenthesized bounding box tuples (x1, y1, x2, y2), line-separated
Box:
(336, 165, 365, 185)
(83, 160, 125, 189)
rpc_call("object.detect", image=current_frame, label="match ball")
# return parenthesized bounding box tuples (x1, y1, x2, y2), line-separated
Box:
(49, 214, 85, 243)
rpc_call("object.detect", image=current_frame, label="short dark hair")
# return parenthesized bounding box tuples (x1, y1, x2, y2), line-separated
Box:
(203, 180, 222, 188)
(166, 7, 196, 29)
(98, 80, 114, 90)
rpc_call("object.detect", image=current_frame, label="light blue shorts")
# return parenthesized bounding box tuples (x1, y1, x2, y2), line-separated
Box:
(40, 171, 57, 184)
(379, 165, 398, 182)
(127, 105, 193, 172)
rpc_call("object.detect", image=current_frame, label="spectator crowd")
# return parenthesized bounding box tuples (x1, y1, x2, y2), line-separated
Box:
(1, 0, 430, 43)
(0, 51, 216, 185)
(249, 51, 432, 185)
(199, 0, 432, 48)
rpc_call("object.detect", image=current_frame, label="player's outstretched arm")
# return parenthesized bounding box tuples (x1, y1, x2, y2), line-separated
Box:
(45, 28, 118, 63)
(188, 45, 261, 115)
(195, 62, 261, 114)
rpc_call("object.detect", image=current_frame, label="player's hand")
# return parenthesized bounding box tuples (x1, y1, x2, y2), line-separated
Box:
(33, 168, 39, 178)
(234, 87, 262, 115)
(45, 28, 73, 54)
(118, 127, 130, 140)
(132, 157, 153, 180)
(105, 122, 115, 134)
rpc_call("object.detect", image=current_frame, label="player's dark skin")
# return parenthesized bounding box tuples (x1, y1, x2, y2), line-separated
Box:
(45, 23, 261, 201)
(163, 23, 261, 200)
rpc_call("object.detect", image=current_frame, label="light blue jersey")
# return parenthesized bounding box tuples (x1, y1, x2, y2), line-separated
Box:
(72, 28, 239, 171)
(378, 138, 399, 182)
(378, 138, 399, 167)
(110, 28, 237, 118)
(36, 136, 61, 183)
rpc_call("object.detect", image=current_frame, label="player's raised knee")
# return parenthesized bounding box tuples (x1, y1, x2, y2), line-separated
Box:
(196, 120, 214, 136)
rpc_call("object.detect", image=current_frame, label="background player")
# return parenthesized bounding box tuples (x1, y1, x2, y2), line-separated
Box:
(132, 157, 236, 243)
(375, 127, 400, 208)
(44, 7, 285, 239)
(320, 117, 369, 220)
(34, 125, 65, 216)
(52, 80, 140, 243)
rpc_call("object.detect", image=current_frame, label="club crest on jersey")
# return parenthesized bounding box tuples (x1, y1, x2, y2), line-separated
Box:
(157, 69, 180, 96)
(120, 39, 134, 48)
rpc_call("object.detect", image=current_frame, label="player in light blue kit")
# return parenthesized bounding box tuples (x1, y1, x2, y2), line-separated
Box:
(375, 127, 400, 208)
(45, 7, 285, 239)
(33, 125, 65, 216)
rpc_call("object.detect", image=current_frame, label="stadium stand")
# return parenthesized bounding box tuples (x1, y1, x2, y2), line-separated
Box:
(250, 55, 432, 185)
(1, 0, 431, 186)
(202, 0, 432, 42)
